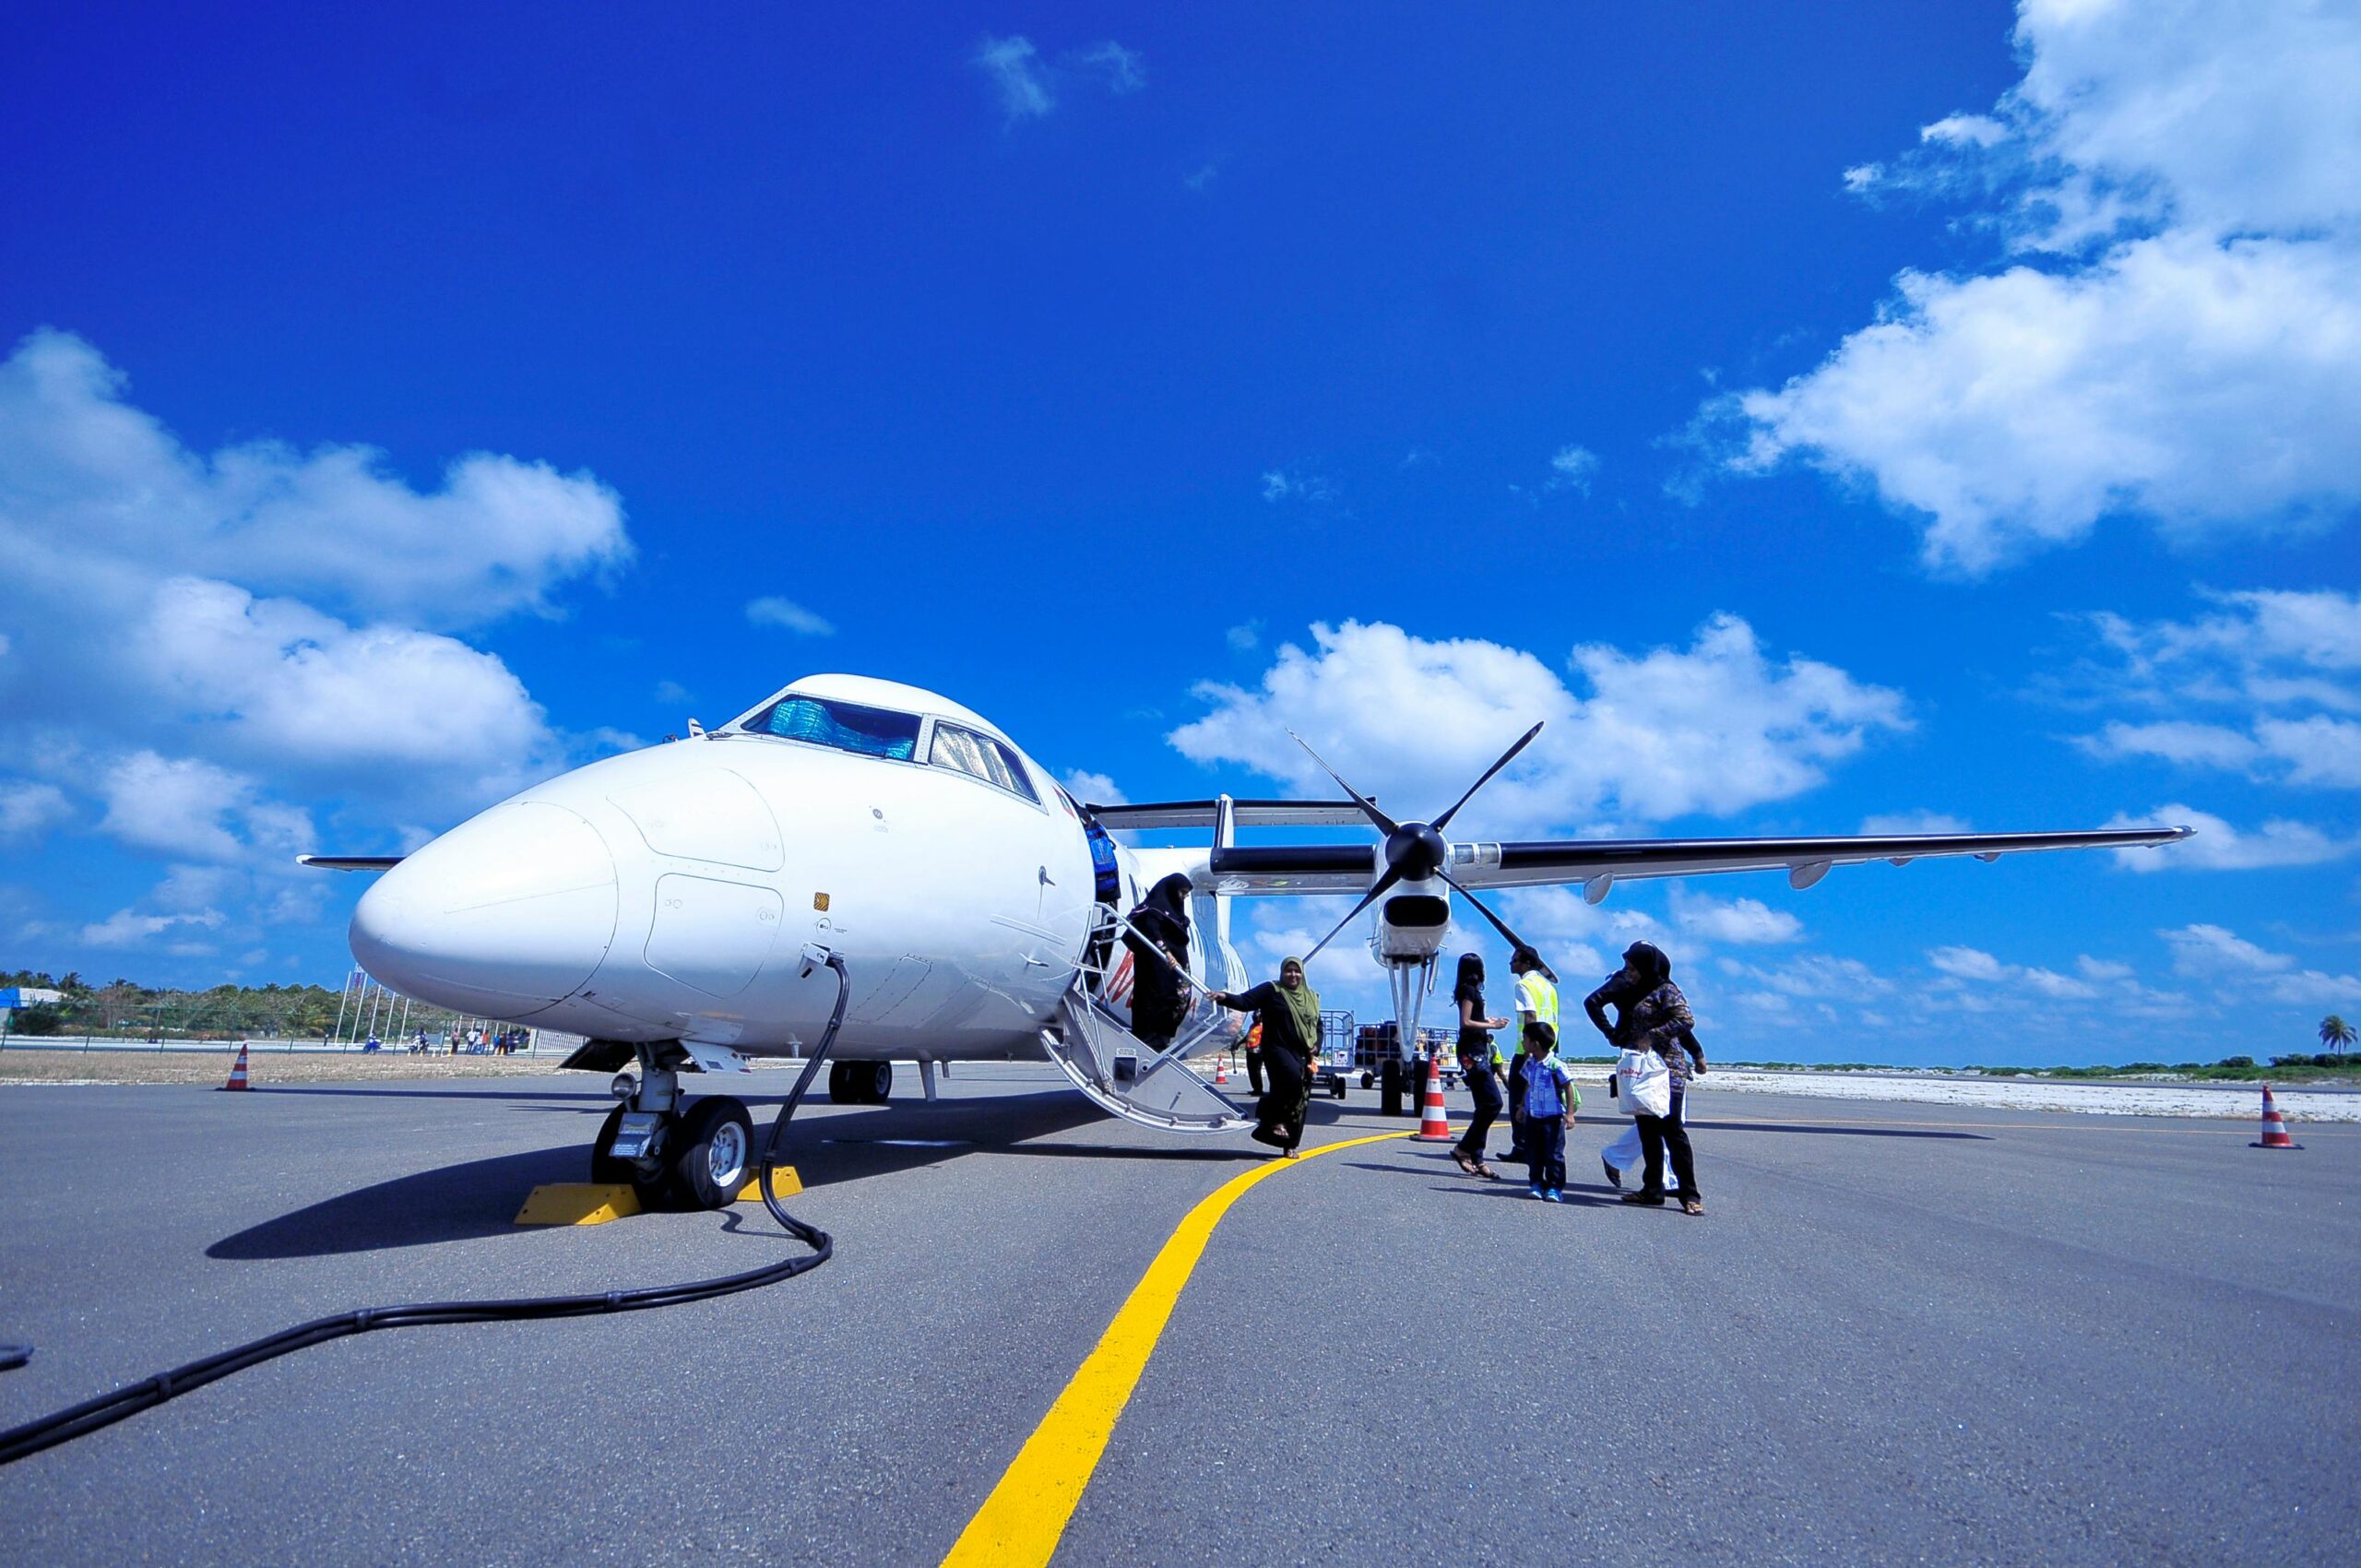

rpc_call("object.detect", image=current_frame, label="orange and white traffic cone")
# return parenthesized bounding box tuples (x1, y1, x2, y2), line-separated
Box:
(1415, 1057, 1453, 1141)
(220, 1042, 251, 1092)
(2250, 1082, 2302, 1149)
(1214, 1052, 1228, 1086)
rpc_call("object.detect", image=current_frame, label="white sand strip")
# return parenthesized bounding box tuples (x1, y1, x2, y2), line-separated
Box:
(1667, 1069, 2360, 1122)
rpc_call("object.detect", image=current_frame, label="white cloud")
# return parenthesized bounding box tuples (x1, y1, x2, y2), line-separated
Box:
(1062, 769, 1125, 807)
(1920, 113, 2007, 149)
(1547, 445, 1598, 494)
(0, 779, 69, 838)
(1860, 810, 1971, 836)
(1928, 944, 2011, 982)
(1170, 618, 1908, 830)
(2161, 921, 2361, 1006)
(1670, 887, 1803, 945)
(94, 752, 314, 863)
(1072, 42, 1145, 94)
(2258, 716, 2361, 788)
(975, 36, 1054, 123)
(0, 330, 628, 631)
(1728, 953, 1893, 1000)
(136, 577, 554, 789)
(2066, 590, 2361, 789)
(2080, 720, 2260, 772)
(744, 596, 835, 636)
(1714, 0, 2361, 574)
(2102, 805, 2355, 872)
(0, 331, 635, 964)
(1261, 469, 1335, 505)
(80, 906, 225, 948)
(2162, 922, 2291, 975)
(1226, 621, 1262, 652)
(653, 679, 693, 707)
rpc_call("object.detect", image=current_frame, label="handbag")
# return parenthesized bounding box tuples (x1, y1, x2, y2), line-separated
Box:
(1615, 1047, 1672, 1118)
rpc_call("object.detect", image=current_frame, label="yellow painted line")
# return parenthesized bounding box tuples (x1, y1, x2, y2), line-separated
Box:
(942, 1132, 1410, 1567)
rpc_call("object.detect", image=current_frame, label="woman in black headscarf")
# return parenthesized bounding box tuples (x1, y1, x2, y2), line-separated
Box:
(1212, 956, 1322, 1156)
(1122, 873, 1194, 1051)
(1587, 940, 1707, 1215)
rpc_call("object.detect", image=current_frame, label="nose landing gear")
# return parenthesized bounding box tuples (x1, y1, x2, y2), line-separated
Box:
(590, 1048, 756, 1210)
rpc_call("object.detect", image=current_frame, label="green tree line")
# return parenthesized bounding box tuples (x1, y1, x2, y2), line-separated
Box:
(1, 969, 483, 1042)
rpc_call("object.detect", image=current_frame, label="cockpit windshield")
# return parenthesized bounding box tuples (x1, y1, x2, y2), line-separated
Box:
(743, 695, 921, 761)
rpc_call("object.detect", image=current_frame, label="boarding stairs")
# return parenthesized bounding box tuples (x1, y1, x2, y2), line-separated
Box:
(1038, 908, 1252, 1134)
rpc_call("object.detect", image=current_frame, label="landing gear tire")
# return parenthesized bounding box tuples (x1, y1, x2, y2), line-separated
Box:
(831, 1061, 892, 1104)
(590, 1101, 635, 1185)
(662, 1096, 755, 1210)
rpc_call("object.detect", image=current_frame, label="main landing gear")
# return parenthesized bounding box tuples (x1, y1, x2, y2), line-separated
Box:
(590, 1049, 755, 1210)
(826, 1060, 893, 1104)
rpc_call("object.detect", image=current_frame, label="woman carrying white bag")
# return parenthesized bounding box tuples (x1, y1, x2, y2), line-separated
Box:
(1584, 942, 1706, 1216)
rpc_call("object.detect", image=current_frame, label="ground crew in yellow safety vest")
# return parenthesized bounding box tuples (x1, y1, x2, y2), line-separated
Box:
(1501, 946, 1560, 1163)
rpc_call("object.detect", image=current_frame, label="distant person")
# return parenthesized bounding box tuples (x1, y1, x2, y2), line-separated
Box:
(1449, 953, 1509, 1180)
(1500, 946, 1559, 1167)
(1242, 1018, 1266, 1095)
(1519, 1022, 1579, 1201)
(1123, 873, 1194, 1051)
(1588, 942, 1706, 1215)
(1211, 957, 1320, 1156)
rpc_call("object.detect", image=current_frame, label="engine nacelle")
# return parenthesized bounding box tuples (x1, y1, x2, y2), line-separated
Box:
(1370, 878, 1452, 963)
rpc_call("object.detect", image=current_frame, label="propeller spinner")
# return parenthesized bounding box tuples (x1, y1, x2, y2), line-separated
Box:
(1288, 722, 1547, 962)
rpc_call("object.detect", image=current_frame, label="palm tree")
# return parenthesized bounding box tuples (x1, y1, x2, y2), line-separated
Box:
(2322, 1015, 2356, 1064)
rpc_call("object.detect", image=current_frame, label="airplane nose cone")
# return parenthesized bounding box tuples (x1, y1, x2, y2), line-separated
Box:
(351, 802, 619, 1017)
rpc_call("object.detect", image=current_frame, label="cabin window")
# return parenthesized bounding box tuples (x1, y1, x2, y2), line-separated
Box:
(747, 695, 921, 761)
(930, 723, 1041, 803)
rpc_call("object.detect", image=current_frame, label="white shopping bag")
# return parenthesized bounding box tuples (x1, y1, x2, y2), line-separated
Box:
(1615, 1047, 1672, 1118)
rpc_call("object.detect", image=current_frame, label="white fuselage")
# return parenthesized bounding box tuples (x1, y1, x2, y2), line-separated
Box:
(350, 676, 1231, 1063)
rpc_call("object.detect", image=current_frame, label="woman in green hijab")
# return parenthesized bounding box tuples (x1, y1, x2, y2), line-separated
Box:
(1211, 957, 1323, 1156)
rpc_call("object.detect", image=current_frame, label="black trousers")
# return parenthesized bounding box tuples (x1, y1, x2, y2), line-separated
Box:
(1453, 1059, 1501, 1158)
(1246, 1049, 1265, 1095)
(1636, 1089, 1701, 1199)
(1256, 1043, 1310, 1151)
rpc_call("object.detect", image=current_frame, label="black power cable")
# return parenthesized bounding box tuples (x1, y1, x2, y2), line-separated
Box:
(0, 953, 851, 1468)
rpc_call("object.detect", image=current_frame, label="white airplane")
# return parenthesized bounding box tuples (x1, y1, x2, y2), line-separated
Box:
(305, 672, 2190, 1208)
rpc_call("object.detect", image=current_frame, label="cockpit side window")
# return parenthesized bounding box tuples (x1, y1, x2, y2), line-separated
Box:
(747, 695, 921, 761)
(929, 722, 1041, 804)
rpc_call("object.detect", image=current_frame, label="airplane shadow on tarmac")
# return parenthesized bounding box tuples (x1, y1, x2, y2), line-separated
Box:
(205, 1090, 1234, 1260)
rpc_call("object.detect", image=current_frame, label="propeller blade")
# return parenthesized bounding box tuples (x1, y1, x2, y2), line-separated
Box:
(1302, 868, 1403, 961)
(1285, 731, 1399, 837)
(1439, 871, 1536, 957)
(1429, 721, 1544, 836)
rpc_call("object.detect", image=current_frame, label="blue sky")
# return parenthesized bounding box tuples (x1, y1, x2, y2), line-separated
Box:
(2, 1, 2355, 1063)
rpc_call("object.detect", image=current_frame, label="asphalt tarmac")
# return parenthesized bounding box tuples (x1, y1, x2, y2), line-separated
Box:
(1, 1068, 2352, 1566)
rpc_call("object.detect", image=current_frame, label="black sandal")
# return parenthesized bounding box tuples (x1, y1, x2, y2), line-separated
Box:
(1452, 1149, 1480, 1176)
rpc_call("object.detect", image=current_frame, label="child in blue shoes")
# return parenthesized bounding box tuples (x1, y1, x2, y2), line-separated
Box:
(1520, 1023, 1579, 1200)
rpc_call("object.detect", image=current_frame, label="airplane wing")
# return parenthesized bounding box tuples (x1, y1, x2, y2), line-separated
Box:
(1083, 798, 1377, 830)
(1204, 826, 2194, 897)
(297, 855, 406, 872)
